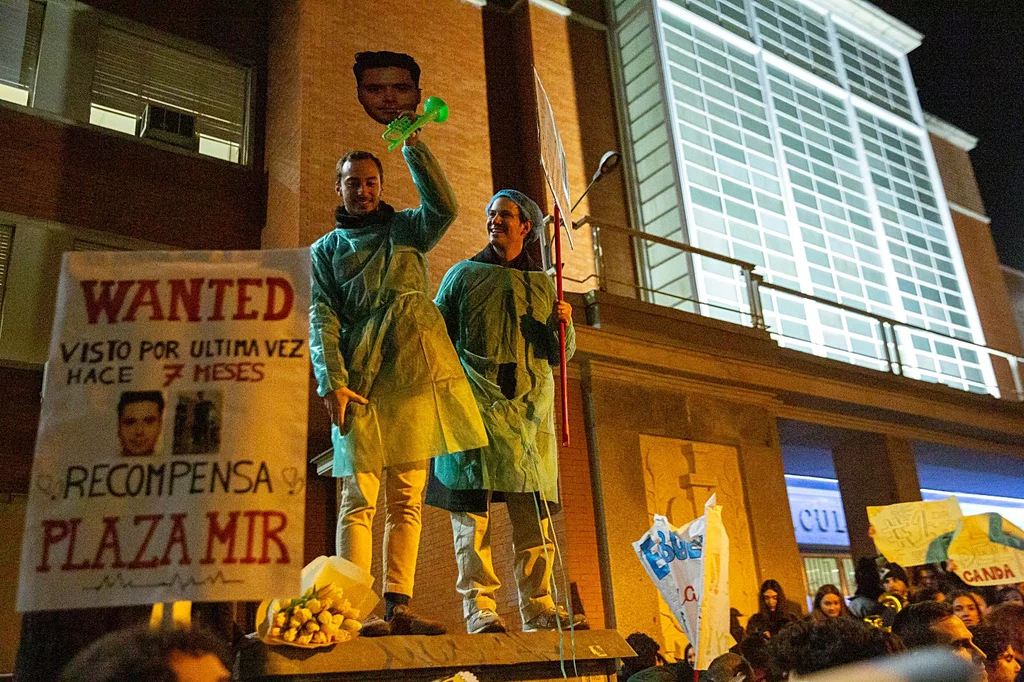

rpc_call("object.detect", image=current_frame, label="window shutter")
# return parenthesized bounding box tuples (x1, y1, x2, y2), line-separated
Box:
(91, 24, 248, 148)
(0, 224, 14, 322)
(0, 0, 44, 90)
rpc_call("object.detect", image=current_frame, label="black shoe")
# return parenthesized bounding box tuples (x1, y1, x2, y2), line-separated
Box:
(359, 614, 391, 637)
(388, 605, 447, 636)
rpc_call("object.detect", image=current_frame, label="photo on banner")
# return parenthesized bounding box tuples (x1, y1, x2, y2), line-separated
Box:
(17, 248, 311, 612)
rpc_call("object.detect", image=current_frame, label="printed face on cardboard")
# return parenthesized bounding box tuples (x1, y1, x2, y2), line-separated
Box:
(356, 63, 421, 125)
(118, 397, 163, 457)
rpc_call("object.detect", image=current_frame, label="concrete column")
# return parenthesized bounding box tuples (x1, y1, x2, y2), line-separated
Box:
(735, 420, 806, 611)
(833, 433, 921, 560)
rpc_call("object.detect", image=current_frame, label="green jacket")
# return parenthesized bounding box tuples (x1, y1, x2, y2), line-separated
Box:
(309, 143, 487, 476)
(431, 249, 575, 504)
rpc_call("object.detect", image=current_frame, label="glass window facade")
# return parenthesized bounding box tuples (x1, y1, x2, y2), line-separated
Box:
(613, 0, 995, 395)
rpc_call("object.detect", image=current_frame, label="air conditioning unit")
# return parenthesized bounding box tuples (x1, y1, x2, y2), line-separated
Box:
(138, 103, 199, 152)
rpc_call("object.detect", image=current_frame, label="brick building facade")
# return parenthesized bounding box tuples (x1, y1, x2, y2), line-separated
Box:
(1, 0, 1023, 676)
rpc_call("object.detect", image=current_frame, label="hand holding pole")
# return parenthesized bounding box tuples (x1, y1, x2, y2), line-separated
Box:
(553, 202, 570, 448)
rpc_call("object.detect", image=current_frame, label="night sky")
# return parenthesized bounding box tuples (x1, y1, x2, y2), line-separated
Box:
(871, 1, 1024, 271)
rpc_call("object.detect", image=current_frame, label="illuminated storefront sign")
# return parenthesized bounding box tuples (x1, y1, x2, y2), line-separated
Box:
(786, 475, 1024, 550)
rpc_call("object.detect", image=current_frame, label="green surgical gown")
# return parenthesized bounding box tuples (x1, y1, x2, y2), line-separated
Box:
(431, 259, 575, 504)
(309, 143, 488, 477)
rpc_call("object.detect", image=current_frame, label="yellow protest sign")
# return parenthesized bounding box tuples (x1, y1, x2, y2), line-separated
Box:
(867, 497, 962, 567)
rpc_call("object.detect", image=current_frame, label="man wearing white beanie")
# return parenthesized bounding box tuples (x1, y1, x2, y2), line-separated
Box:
(426, 189, 588, 634)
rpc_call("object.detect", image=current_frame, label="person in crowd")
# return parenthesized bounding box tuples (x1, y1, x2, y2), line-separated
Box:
(729, 608, 746, 653)
(971, 625, 1022, 682)
(881, 563, 911, 605)
(706, 653, 753, 682)
(848, 557, 885, 620)
(685, 643, 696, 669)
(949, 590, 986, 627)
(60, 627, 230, 682)
(738, 634, 771, 682)
(309, 130, 488, 636)
(808, 584, 851, 624)
(619, 632, 667, 681)
(425, 189, 584, 634)
(912, 565, 941, 592)
(746, 580, 796, 639)
(769, 615, 901, 679)
(987, 604, 1024, 677)
(909, 587, 945, 604)
(995, 586, 1024, 607)
(892, 601, 986, 673)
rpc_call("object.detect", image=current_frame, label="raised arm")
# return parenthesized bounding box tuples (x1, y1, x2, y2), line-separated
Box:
(395, 141, 459, 252)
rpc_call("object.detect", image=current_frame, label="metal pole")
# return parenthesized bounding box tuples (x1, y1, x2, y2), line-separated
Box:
(553, 201, 570, 447)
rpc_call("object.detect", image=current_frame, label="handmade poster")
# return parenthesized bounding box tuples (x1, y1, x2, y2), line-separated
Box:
(867, 496, 963, 567)
(947, 513, 1024, 587)
(534, 69, 573, 248)
(17, 249, 310, 611)
(634, 495, 730, 670)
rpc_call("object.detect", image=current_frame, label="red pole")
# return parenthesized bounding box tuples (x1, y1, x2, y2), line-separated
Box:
(553, 201, 570, 447)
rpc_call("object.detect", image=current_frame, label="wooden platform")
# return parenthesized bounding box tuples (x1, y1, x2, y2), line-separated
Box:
(235, 629, 633, 681)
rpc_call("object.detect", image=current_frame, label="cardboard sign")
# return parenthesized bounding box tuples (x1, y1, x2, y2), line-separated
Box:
(948, 513, 1024, 586)
(534, 69, 573, 246)
(867, 497, 962, 567)
(17, 249, 310, 611)
(634, 496, 730, 670)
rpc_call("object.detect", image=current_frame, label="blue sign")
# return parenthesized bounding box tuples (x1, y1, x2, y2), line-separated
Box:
(785, 476, 850, 548)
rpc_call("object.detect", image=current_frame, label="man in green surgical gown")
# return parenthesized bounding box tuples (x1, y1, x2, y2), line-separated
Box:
(309, 129, 487, 636)
(426, 189, 589, 634)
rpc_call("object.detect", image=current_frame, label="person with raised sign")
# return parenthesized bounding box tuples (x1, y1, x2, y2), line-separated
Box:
(425, 190, 586, 634)
(309, 126, 487, 636)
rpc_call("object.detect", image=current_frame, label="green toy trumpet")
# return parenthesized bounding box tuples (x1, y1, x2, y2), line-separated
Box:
(382, 96, 449, 151)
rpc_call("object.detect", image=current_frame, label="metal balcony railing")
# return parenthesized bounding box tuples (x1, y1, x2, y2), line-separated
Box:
(561, 217, 1024, 401)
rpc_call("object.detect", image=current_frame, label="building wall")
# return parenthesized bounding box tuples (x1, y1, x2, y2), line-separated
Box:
(930, 133, 985, 215)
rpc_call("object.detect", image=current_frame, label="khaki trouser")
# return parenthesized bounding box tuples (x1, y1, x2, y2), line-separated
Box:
(337, 460, 427, 597)
(451, 491, 555, 623)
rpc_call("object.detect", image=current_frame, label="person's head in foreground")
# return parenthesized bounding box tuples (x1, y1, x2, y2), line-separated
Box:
(893, 600, 986, 673)
(971, 624, 1022, 682)
(770, 615, 903, 679)
(353, 50, 421, 125)
(60, 626, 229, 682)
(117, 391, 164, 457)
(706, 652, 754, 682)
(949, 590, 986, 627)
(986, 603, 1024, 675)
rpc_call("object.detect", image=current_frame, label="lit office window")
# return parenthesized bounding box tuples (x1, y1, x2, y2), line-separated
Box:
(673, 0, 751, 38)
(0, 0, 45, 106)
(660, 14, 807, 334)
(612, 0, 995, 394)
(766, 66, 891, 366)
(837, 27, 913, 121)
(90, 24, 249, 164)
(619, 7, 696, 308)
(750, 0, 837, 83)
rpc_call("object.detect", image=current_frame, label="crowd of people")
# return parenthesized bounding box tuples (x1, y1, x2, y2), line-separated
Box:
(619, 559, 1024, 682)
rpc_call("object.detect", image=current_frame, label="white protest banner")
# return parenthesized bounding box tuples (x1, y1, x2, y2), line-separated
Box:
(633, 495, 730, 670)
(18, 249, 310, 612)
(534, 69, 574, 250)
